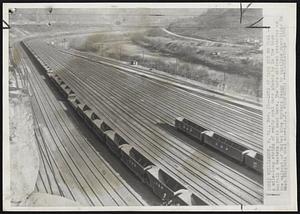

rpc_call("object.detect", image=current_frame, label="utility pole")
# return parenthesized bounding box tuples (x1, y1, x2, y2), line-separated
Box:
(48, 8, 53, 26)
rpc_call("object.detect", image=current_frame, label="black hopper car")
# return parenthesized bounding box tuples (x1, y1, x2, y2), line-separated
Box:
(75, 105, 208, 205)
(175, 117, 263, 174)
(101, 129, 207, 206)
(23, 39, 208, 205)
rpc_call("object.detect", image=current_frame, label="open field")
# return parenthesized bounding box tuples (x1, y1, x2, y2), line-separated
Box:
(167, 8, 263, 45)
(15, 8, 262, 101)
(67, 26, 262, 101)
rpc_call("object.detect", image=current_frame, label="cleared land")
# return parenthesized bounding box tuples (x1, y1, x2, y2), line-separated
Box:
(65, 9, 262, 102)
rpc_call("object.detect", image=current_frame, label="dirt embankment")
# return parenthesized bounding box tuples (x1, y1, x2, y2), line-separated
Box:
(9, 47, 39, 206)
(9, 91, 39, 206)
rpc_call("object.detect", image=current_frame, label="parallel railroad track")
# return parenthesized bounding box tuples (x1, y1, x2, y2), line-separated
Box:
(23, 40, 263, 205)
(17, 43, 151, 206)
(33, 41, 262, 154)
(61, 48, 263, 115)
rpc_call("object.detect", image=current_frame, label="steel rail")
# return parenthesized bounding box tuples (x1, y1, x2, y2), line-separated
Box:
(32, 42, 263, 153)
(20, 44, 146, 206)
(26, 41, 262, 204)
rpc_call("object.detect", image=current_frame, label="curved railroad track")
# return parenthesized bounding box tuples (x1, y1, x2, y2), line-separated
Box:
(15, 43, 153, 206)
(22, 39, 263, 205)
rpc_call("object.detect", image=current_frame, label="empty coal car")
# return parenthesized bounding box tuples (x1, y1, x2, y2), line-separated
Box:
(175, 116, 207, 141)
(36, 65, 208, 205)
(172, 189, 207, 206)
(243, 150, 263, 174)
(104, 130, 128, 157)
(65, 97, 209, 205)
(94, 121, 207, 205)
(202, 130, 247, 162)
(175, 117, 263, 174)
(119, 144, 155, 183)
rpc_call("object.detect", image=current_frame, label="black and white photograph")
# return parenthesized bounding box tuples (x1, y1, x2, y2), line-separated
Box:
(2, 2, 297, 211)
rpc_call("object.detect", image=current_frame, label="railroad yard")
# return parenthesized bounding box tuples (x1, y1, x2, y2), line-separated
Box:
(8, 35, 263, 206)
(8, 8, 264, 208)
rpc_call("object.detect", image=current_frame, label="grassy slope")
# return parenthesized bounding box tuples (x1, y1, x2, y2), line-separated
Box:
(167, 8, 263, 44)
(130, 9, 263, 99)
(67, 9, 263, 99)
(132, 29, 262, 78)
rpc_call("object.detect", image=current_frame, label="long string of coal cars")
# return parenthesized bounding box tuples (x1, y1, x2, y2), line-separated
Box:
(21, 40, 207, 206)
(175, 117, 263, 174)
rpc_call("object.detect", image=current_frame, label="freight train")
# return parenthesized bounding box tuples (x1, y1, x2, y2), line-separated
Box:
(68, 95, 208, 205)
(21, 40, 207, 206)
(175, 117, 263, 174)
(74, 107, 208, 206)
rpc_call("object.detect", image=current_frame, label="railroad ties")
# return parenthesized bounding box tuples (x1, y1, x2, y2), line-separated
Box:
(57, 47, 263, 154)
(21, 40, 207, 206)
(18, 42, 151, 206)
(21, 39, 263, 206)
(51, 73, 208, 206)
